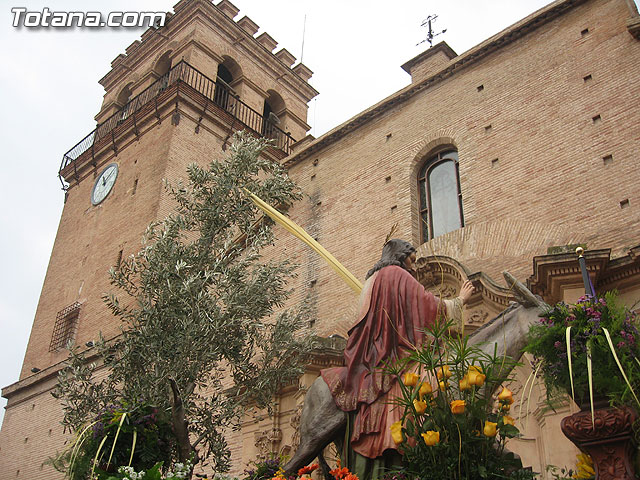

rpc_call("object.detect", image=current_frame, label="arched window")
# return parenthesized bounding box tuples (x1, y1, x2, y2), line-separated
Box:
(262, 90, 285, 139)
(214, 57, 241, 111)
(418, 149, 464, 241)
(154, 51, 172, 90)
(116, 83, 133, 123)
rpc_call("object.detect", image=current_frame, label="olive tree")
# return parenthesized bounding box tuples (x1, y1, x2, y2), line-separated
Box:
(53, 133, 315, 475)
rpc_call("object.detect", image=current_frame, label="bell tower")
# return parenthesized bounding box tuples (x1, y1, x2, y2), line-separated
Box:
(0, 1, 317, 478)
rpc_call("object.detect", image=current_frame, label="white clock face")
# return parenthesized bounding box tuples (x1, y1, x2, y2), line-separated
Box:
(91, 163, 118, 205)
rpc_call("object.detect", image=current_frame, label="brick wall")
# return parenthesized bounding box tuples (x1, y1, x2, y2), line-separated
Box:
(2, 0, 639, 478)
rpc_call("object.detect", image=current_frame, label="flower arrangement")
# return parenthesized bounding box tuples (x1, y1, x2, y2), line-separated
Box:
(524, 292, 640, 409)
(243, 456, 284, 480)
(102, 461, 192, 480)
(244, 457, 356, 480)
(386, 318, 535, 480)
(51, 401, 176, 480)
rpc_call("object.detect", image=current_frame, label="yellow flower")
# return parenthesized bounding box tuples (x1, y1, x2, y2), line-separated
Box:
(498, 387, 514, 405)
(483, 421, 497, 437)
(413, 399, 427, 414)
(418, 382, 433, 398)
(422, 430, 440, 446)
(390, 420, 403, 445)
(467, 366, 486, 386)
(459, 375, 471, 391)
(439, 380, 447, 391)
(574, 453, 595, 479)
(450, 399, 465, 414)
(403, 372, 419, 387)
(502, 415, 515, 426)
(436, 365, 452, 380)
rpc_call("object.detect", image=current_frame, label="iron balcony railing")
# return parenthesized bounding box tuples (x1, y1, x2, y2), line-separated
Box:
(60, 60, 295, 177)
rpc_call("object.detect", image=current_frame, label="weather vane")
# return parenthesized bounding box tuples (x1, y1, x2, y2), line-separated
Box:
(418, 14, 447, 47)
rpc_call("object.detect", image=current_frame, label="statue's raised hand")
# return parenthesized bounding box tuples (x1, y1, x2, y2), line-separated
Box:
(460, 279, 474, 305)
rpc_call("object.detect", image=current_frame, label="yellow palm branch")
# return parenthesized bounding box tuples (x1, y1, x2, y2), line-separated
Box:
(243, 188, 362, 294)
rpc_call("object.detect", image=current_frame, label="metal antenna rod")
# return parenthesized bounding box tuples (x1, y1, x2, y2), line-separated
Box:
(418, 14, 447, 47)
(300, 13, 307, 63)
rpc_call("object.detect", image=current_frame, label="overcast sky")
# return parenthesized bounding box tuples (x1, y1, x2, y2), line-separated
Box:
(3, 0, 635, 424)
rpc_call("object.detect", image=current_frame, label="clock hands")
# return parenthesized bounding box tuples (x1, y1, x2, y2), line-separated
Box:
(92, 164, 118, 205)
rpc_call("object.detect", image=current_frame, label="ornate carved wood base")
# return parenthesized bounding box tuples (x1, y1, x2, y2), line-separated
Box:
(561, 405, 638, 480)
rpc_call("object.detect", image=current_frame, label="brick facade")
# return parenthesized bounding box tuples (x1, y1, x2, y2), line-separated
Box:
(1, 0, 639, 478)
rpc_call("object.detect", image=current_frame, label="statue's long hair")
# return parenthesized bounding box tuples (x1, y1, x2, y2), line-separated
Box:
(365, 239, 416, 279)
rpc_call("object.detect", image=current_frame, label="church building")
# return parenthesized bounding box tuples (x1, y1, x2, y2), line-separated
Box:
(1, 0, 639, 478)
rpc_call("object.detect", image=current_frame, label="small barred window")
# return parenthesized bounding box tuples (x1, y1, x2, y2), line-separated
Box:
(49, 302, 81, 351)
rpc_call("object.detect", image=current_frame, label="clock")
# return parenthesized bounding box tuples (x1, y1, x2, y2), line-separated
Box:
(91, 163, 118, 205)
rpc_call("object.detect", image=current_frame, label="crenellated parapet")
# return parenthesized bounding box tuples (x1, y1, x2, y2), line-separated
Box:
(94, 0, 317, 142)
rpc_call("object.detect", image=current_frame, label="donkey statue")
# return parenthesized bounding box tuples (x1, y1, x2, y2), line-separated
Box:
(282, 272, 549, 477)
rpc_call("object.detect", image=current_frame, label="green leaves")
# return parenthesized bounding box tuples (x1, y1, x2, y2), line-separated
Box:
(52, 132, 314, 476)
(388, 317, 531, 479)
(525, 292, 640, 410)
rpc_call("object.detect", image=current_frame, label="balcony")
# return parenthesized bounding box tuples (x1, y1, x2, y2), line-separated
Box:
(59, 61, 295, 185)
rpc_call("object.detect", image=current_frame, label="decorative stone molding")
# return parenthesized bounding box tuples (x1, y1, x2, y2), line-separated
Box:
(529, 245, 640, 305)
(289, 403, 304, 452)
(414, 254, 520, 332)
(467, 309, 489, 326)
(254, 428, 283, 460)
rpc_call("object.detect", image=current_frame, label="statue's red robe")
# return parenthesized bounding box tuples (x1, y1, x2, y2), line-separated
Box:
(321, 265, 442, 459)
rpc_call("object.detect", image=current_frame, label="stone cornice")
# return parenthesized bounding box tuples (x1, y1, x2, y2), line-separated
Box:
(528, 245, 640, 303)
(283, 0, 588, 168)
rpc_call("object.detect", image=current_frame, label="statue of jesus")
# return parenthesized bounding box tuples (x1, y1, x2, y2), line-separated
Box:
(320, 239, 474, 475)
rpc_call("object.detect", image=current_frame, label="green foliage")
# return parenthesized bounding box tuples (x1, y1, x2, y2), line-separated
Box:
(524, 292, 640, 407)
(387, 318, 536, 480)
(55, 402, 174, 480)
(52, 132, 316, 475)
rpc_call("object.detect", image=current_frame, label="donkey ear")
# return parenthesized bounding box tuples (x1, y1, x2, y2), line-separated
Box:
(502, 271, 549, 310)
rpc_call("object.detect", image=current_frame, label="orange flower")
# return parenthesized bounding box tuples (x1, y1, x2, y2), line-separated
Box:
(419, 382, 433, 397)
(329, 467, 350, 480)
(459, 375, 471, 391)
(450, 399, 466, 414)
(467, 366, 486, 386)
(413, 399, 427, 414)
(436, 365, 452, 380)
(498, 387, 514, 405)
(390, 420, 403, 445)
(503, 415, 515, 426)
(439, 380, 447, 391)
(483, 421, 497, 437)
(298, 464, 319, 476)
(422, 430, 440, 446)
(403, 372, 419, 387)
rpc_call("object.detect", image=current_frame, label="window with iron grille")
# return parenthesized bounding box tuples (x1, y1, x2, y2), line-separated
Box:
(49, 302, 81, 351)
